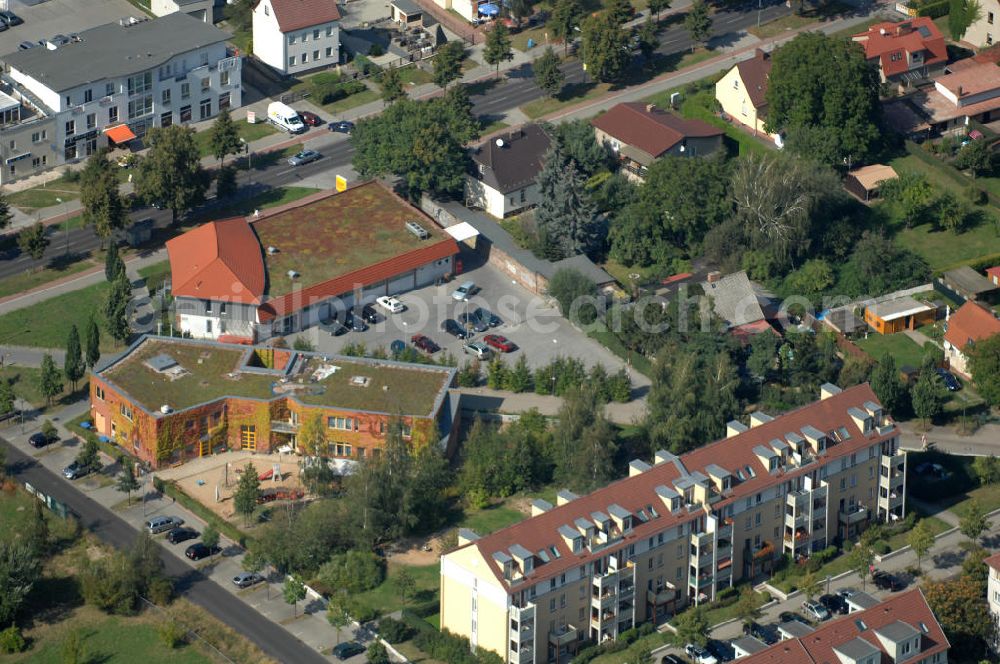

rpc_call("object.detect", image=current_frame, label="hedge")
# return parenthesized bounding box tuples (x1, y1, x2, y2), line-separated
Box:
(153, 477, 249, 548)
(916, 0, 948, 17)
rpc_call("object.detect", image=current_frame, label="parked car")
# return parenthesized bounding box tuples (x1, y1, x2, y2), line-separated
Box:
(321, 318, 348, 336)
(463, 341, 492, 360)
(166, 527, 200, 544)
(801, 600, 831, 622)
(819, 593, 848, 615)
(836, 587, 858, 601)
(62, 461, 91, 480)
(328, 120, 354, 134)
(872, 571, 905, 592)
(344, 311, 368, 332)
(376, 295, 405, 314)
(936, 368, 961, 391)
(0, 10, 24, 26)
(233, 571, 265, 588)
(743, 621, 776, 645)
(411, 334, 440, 354)
(29, 431, 55, 448)
(483, 333, 516, 353)
(18, 41, 36, 50)
(685, 643, 718, 664)
(361, 303, 380, 324)
(287, 149, 322, 166)
(473, 307, 502, 327)
(458, 311, 488, 333)
(298, 110, 322, 126)
(779, 611, 812, 626)
(48, 34, 70, 47)
(706, 639, 734, 662)
(146, 515, 185, 534)
(441, 318, 469, 339)
(332, 642, 365, 659)
(185, 542, 221, 560)
(0, 21, 7, 32)
(451, 280, 477, 301)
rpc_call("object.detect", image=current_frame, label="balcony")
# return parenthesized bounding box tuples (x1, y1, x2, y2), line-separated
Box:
(509, 644, 534, 664)
(270, 420, 298, 434)
(548, 624, 578, 647)
(689, 572, 714, 588)
(753, 541, 774, 560)
(784, 512, 807, 530)
(647, 585, 676, 605)
(838, 506, 868, 526)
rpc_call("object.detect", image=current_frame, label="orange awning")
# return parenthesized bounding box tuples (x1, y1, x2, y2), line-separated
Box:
(104, 124, 136, 144)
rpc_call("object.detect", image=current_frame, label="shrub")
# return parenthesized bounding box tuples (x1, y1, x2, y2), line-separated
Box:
(369, 43, 385, 56)
(378, 616, 415, 643)
(349, 601, 380, 623)
(158, 619, 186, 649)
(0, 626, 27, 653)
(147, 576, 174, 606)
(716, 586, 739, 603)
(966, 185, 988, 205)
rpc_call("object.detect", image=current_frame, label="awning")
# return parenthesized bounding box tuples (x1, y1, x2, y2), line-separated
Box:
(479, 3, 500, 15)
(104, 124, 137, 144)
(445, 221, 479, 242)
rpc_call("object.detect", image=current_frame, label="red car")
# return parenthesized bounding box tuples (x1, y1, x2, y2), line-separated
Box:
(483, 334, 516, 353)
(411, 334, 440, 354)
(298, 110, 323, 127)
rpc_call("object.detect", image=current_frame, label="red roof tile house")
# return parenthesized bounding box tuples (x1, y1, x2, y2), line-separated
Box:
(852, 18, 947, 85)
(715, 49, 778, 141)
(739, 589, 949, 664)
(166, 181, 459, 342)
(252, 0, 341, 75)
(591, 102, 724, 181)
(943, 301, 1000, 378)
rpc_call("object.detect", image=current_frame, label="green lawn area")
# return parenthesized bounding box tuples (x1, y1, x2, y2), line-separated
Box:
(0, 487, 77, 544)
(521, 81, 614, 119)
(883, 515, 951, 550)
(0, 280, 118, 353)
(138, 260, 171, 294)
(458, 503, 526, 535)
(348, 562, 439, 618)
(192, 120, 278, 159)
(946, 481, 1000, 515)
(587, 319, 653, 377)
(855, 332, 926, 368)
(397, 65, 433, 86)
(322, 88, 381, 114)
(480, 119, 509, 134)
(748, 1, 855, 39)
(460, 57, 480, 72)
(7, 174, 85, 212)
(0, 258, 95, 299)
(511, 25, 550, 52)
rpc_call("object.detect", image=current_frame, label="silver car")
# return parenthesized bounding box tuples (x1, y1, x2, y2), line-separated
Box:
(463, 341, 492, 360)
(287, 149, 321, 166)
(146, 515, 185, 534)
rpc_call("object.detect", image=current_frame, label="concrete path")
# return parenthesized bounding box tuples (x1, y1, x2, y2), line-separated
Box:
(0, 345, 65, 368)
(903, 329, 935, 349)
(898, 419, 1000, 458)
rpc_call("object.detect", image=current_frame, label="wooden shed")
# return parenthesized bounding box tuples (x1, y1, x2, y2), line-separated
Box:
(864, 296, 935, 334)
(845, 164, 898, 201)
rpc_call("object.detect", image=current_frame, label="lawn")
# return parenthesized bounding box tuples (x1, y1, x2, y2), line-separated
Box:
(138, 260, 172, 294)
(322, 88, 381, 114)
(748, 0, 856, 39)
(458, 503, 526, 535)
(511, 25, 550, 52)
(601, 258, 664, 290)
(192, 120, 278, 159)
(0, 280, 118, 353)
(855, 332, 926, 368)
(480, 119, 510, 135)
(7, 173, 85, 212)
(0, 258, 95, 299)
(587, 319, 654, 377)
(521, 81, 614, 119)
(397, 65, 433, 87)
(348, 562, 440, 617)
(0, 486, 77, 545)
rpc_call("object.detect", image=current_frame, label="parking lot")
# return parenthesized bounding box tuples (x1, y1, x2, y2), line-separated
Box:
(290, 260, 650, 389)
(0, 0, 142, 54)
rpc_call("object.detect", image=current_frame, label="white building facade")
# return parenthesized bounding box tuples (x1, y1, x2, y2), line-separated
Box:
(252, 0, 341, 76)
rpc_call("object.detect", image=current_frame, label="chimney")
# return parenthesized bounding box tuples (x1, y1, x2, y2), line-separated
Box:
(645, 103, 656, 113)
(706, 270, 722, 283)
(958, 85, 964, 97)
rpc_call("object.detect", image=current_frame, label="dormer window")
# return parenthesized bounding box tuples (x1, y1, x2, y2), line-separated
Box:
(573, 537, 583, 552)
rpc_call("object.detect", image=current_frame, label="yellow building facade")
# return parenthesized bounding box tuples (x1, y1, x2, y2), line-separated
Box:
(715, 49, 776, 141)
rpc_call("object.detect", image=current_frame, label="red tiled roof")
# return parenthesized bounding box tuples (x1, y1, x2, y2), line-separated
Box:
(591, 102, 723, 159)
(853, 18, 947, 78)
(468, 384, 893, 587)
(986, 266, 1000, 283)
(740, 589, 949, 664)
(254, 0, 341, 32)
(735, 49, 772, 110)
(257, 238, 458, 321)
(167, 217, 265, 305)
(943, 301, 1000, 352)
(985, 550, 1000, 571)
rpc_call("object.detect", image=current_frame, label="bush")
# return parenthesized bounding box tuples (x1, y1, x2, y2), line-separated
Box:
(317, 550, 386, 594)
(716, 586, 738, 603)
(378, 616, 415, 643)
(916, 0, 949, 17)
(348, 601, 380, 623)
(412, 627, 503, 664)
(147, 576, 174, 606)
(0, 626, 27, 653)
(368, 43, 385, 56)
(158, 619, 186, 649)
(966, 185, 988, 205)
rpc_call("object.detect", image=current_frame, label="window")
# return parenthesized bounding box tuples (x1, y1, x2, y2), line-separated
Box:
(65, 95, 70, 106)
(95, 386, 105, 400)
(181, 82, 190, 100)
(288, 34, 296, 44)
(755, 512, 761, 526)
(162, 89, 171, 105)
(199, 98, 211, 120)
(302, 53, 309, 63)
(219, 92, 231, 111)
(84, 89, 93, 103)
(560, 594, 566, 608)
(990, 11, 995, 23)
(301, 31, 308, 42)
(326, 46, 334, 57)
(106, 82, 114, 96)
(989, 32, 994, 45)
(745, 516, 751, 529)
(549, 598, 555, 611)
(314, 50, 320, 61)
(65, 120, 76, 136)
(127, 72, 152, 96)
(65, 143, 78, 160)
(356, 446, 365, 458)
(31, 130, 46, 143)
(120, 404, 134, 421)
(220, 70, 230, 87)
(335, 442, 352, 456)
(733, 79, 739, 89)
(289, 55, 296, 67)
(326, 25, 334, 36)
(86, 113, 96, 130)
(128, 95, 153, 120)
(109, 106, 119, 124)
(264, 3, 269, 14)
(200, 76, 210, 92)
(240, 425, 256, 450)
(327, 416, 356, 430)
(313, 29, 321, 39)
(180, 105, 192, 122)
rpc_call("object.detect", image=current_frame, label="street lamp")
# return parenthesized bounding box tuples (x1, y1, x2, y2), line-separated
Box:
(240, 138, 253, 189)
(56, 197, 69, 255)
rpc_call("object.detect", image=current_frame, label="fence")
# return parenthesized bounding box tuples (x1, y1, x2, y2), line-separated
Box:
(138, 596, 239, 664)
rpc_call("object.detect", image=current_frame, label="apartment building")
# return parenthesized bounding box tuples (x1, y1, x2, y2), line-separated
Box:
(987, 551, 1000, 632)
(0, 13, 240, 184)
(251, 0, 342, 75)
(439, 383, 906, 664)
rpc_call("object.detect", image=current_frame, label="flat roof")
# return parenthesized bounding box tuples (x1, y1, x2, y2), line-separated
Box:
(942, 265, 996, 295)
(0, 91, 18, 114)
(1, 13, 231, 93)
(99, 336, 453, 416)
(867, 296, 932, 321)
(252, 182, 452, 298)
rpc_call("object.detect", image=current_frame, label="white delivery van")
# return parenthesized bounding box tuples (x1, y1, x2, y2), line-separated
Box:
(267, 101, 305, 134)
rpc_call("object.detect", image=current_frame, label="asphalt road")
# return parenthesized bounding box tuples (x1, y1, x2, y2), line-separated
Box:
(1, 438, 330, 664)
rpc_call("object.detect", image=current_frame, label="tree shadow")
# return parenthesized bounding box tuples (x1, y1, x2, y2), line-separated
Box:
(46, 251, 90, 271)
(466, 77, 503, 98)
(20, 574, 83, 629)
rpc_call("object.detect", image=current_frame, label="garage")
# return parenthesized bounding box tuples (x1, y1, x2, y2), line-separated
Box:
(361, 281, 386, 304)
(388, 271, 415, 294)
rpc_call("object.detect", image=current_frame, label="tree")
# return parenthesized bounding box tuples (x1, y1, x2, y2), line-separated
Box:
(648, 0, 670, 18)
(283, 574, 306, 618)
(396, 566, 416, 606)
(24, 499, 50, 558)
(636, 17, 659, 65)
(209, 109, 242, 167)
(85, 318, 101, 369)
(581, 12, 630, 82)
(77, 433, 101, 473)
(0, 193, 12, 231)
(948, 0, 982, 40)
(39, 353, 63, 406)
(673, 606, 708, 647)
(483, 23, 514, 77)
(961, 542, 990, 592)
(104, 242, 124, 282)
(954, 137, 993, 178)
(972, 455, 1000, 486)
(17, 222, 49, 262)
(508, 0, 533, 25)
(684, 0, 711, 51)
(735, 586, 762, 626)
(133, 125, 209, 223)
(959, 498, 991, 544)
(552, 385, 617, 491)
(839, 231, 930, 298)
(0, 541, 41, 626)
(847, 538, 875, 590)
(104, 269, 132, 346)
(905, 519, 934, 573)
(968, 333, 1000, 406)
(911, 367, 945, 427)
(80, 149, 128, 244)
(367, 641, 390, 664)
(0, 379, 13, 417)
(550, 0, 582, 53)
(548, 268, 599, 324)
(379, 65, 406, 105)
(605, 0, 634, 24)
(61, 628, 86, 664)
(534, 147, 602, 259)
(116, 455, 140, 506)
(925, 576, 996, 661)
(880, 171, 935, 227)
(936, 191, 970, 232)
(297, 413, 327, 457)
(326, 592, 351, 644)
(870, 352, 907, 416)
(765, 32, 882, 165)
(64, 324, 85, 392)
(533, 47, 565, 98)
(201, 523, 220, 560)
(232, 462, 260, 526)
(547, 119, 610, 176)
(215, 165, 238, 199)
(433, 40, 465, 89)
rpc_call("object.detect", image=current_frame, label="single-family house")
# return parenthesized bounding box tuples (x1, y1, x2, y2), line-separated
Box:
(252, 0, 341, 76)
(938, 265, 1000, 304)
(852, 18, 947, 85)
(964, 0, 1000, 47)
(591, 102, 724, 181)
(700, 270, 774, 338)
(988, 265, 1000, 285)
(864, 296, 935, 334)
(943, 301, 1000, 378)
(150, 0, 224, 22)
(715, 49, 777, 140)
(844, 164, 898, 201)
(465, 124, 551, 219)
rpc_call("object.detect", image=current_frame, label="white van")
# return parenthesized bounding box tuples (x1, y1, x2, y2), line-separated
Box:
(267, 101, 305, 134)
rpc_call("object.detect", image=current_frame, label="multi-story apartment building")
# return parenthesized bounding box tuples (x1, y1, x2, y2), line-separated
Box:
(440, 383, 906, 664)
(0, 13, 240, 184)
(987, 551, 1000, 633)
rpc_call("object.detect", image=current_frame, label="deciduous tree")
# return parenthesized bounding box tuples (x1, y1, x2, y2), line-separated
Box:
(133, 125, 209, 223)
(847, 537, 875, 590)
(605, 0, 634, 24)
(433, 40, 465, 89)
(581, 12, 630, 82)
(547, 268, 599, 324)
(959, 498, 991, 544)
(76, 433, 101, 473)
(0, 379, 14, 417)
(39, 353, 63, 406)
(80, 149, 128, 244)
(911, 367, 945, 427)
(396, 566, 416, 605)
(116, 455, 140, 506)
(483, 23, 514, 77)
(735, 586, 762, 626)
(907, 519, 934, 572)
(297, 412, 328, 457)
(104, 242, 124, 282)
(954, 138, 994, 177)
(0, 541, 41, 627)
(636, 16, 659, 65)
(968, 334, 1000, 406)
(870, 352, 907, 416)
(283, 574, 306, 617)
(209, 108, 242, 166)
(533, 47, 565, 97)
(925, 576, 996, 661)
(684, 0, 711, 51)
(648, 0, 670, 18)
(17, 222, 49, 262)
(234, 462, 262, 526)
(379, 65, 406, 105)
(551, 385, 617, 491)
(64, 324, 85, 392)
(672, 606, 708, 647)
(550, 0, 583, 53)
